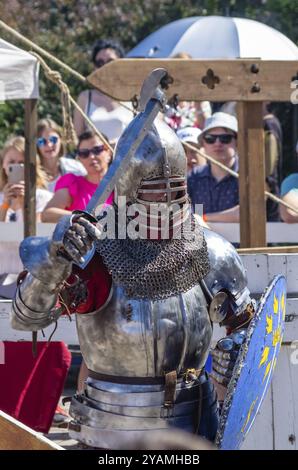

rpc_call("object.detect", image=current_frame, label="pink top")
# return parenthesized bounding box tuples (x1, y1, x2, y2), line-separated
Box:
(55, 173, 113, 211)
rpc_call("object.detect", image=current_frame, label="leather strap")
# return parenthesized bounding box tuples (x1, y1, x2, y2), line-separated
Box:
(163, 371, 177, 409)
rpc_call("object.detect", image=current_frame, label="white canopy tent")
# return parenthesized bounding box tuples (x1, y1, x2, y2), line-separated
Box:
(0, 38, 39, 100)
(0, 37, 40, 238)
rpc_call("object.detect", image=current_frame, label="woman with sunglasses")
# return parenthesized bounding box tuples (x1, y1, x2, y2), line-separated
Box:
(188, 112, 240, 223)
(42, 130, 113, 223)
(73, 39, 133, 142)
(37, 119, 86, 192)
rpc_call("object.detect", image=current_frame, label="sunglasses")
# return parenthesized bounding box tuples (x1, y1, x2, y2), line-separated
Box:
(203, 134, 236, 145)
(36, 135, 59, 147)
(94, 58, 114, 68)
(77, 145, 106, 159)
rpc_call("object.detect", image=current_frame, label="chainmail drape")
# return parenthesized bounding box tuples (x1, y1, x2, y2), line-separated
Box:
(96, 216, 210, 300)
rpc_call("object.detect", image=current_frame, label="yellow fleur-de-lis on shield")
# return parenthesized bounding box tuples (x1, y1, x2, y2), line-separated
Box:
(266, 315, 273, 334)
(259, 346, 270, 368)
(273, 295, 279, 314)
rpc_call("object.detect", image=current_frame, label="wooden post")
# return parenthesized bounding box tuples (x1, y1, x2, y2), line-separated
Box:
(237, 102, 266, 248)
(24, 99, 37, 238)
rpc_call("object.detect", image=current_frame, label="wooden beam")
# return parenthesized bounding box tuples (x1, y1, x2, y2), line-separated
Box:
(0, 410, 63, 450)
(237, 102, 266, 248)
(87, 59, 298, 102)
(237, 246, 298, 254)
(24, 99, 37, 238)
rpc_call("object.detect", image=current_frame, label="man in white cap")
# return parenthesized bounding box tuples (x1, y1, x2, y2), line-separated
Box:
(188, 112, 239, 223)
(177, 127, 206, 173)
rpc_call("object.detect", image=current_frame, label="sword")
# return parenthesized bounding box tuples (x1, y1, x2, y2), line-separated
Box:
(71, 68, 169, 266)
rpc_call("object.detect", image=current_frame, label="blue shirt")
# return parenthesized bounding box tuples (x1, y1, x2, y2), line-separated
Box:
(280, 173, 298, 197)
(188, 159, 239, 214)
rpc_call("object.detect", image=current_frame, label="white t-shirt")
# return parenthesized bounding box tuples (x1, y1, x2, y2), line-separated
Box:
(0, 188, 52, 222)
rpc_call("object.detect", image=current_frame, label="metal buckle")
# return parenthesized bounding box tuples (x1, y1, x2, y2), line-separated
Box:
(160, 404, 174, 418)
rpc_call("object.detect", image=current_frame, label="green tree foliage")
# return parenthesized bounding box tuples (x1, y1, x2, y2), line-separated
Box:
(0, 0, 297, 166)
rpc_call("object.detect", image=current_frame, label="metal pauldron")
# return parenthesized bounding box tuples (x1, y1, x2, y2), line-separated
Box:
(203, 228, 253, 321)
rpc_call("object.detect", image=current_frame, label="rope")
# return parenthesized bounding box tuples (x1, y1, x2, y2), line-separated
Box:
(31, 53, 113, 152)
(31, 52, 77, 149)
(0, 20, 86, 83)
(0, 20, 133, 115)
(183, 141, 298, 216)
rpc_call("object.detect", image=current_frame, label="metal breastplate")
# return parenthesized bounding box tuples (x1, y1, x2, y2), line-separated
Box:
(76, 283, 212, 377)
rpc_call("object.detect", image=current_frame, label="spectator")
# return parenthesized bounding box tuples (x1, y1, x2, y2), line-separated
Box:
(0, 136, 52, 222)
(220, 101, 281, 221)
(176, 127, 205, 172)
(37, 119, 86, 192)
(42, 130, 113, 223)
(188, 112, 239, 222)
(280, 173, 298, 223)
(73, 39, 133, 142)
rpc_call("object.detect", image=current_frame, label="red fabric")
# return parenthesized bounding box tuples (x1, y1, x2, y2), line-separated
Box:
(61, 252, 112, 315)
(0, 341, 71, 433)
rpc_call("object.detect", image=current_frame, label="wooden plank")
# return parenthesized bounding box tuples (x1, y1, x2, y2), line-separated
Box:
(24, 99, 37, 238)
(237, 102, 266, 247)
(272, 347, 298, 449)
(87, 59, 298, 102)
(241, 254, 269, 294)
(238, 246, 298, 254)
(208, 221, 298, 246)
(283, 299, 298, 343)
(0, 410, 63, 450)
(286, 255, 298, 293)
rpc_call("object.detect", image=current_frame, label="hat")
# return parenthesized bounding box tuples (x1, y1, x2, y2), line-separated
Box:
(201, 112, 238, 137)
(177, 127, 202, 145)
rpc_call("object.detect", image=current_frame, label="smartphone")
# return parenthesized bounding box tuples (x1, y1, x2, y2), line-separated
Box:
(7, 164, 25, 185)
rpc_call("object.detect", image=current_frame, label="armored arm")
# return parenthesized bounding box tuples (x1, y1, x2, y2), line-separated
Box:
(203, 229, 255, 387)
(11, 214, 101, 331)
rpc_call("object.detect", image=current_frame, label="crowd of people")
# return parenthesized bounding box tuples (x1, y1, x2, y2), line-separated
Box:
(0, 39, 297, 228)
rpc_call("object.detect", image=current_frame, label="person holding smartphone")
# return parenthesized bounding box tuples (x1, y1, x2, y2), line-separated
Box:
(0, 136, 52, 222)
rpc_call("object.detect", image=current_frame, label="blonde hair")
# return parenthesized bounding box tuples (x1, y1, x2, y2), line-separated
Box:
(0, 136, 48, 190)
(37, 118, 65, 160)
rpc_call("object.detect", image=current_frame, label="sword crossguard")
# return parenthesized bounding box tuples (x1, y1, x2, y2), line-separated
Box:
(138, 68, 169, 112)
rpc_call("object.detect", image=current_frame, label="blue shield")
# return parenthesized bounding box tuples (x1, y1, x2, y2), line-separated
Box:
(216, 275, 286, 450)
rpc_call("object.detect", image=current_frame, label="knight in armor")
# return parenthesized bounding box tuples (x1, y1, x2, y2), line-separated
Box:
(10, 72, 255, 449)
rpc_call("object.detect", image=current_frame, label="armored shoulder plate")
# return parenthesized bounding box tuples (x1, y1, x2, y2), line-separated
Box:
(203, 229, 250, 314)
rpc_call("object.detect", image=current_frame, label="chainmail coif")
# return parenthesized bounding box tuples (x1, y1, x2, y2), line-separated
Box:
(96, 216, 210, 300)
